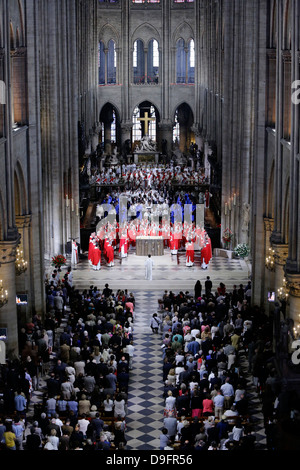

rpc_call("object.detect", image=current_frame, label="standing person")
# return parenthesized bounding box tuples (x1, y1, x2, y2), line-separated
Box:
(194, 280, 202, 299)
(3, 422, 16, 450)
(150, 313, 162, 334)
(71, 239, 79, 266)
(12, 416, 25, 450)
(205, 276, 212, 296)
(145, 254, 154, 281)
(185, 240, 194, 267)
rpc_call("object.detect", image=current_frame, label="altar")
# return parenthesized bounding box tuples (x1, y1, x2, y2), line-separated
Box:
(136, 236, 164, 256)
(134, 152, 159, 164)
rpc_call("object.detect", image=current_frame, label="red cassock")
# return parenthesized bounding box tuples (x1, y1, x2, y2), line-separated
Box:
(186, 242, 195, 264)
(88, 239, 95, 265)
(201, 238, 212, 264)
(92, 245, 101, 269)
(106, 243, 114, 264)
(169, 232, 179, 251)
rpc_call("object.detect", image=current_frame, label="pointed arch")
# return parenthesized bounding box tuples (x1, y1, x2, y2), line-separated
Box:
(14, 161, 27, 216)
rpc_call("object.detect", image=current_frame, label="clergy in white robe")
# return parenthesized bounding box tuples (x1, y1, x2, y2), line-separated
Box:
(145, 254, 154, 280)
(71, 239, 78, 265)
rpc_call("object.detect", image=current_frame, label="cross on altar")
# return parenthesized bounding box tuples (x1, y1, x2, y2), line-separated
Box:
(138, 112, 155, 136)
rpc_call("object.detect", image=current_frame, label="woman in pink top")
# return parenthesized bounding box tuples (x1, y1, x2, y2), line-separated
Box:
(202, 393, 214, 417)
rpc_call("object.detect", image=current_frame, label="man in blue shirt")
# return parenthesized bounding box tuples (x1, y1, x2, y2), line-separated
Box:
(14, 390, 27, 419)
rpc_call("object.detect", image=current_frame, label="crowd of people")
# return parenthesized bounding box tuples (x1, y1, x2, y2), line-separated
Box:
(154, 278, 281, 451)
(0, 266, 288, 451)
(0, 269, 136, 451)
(88, 163, 208, 191)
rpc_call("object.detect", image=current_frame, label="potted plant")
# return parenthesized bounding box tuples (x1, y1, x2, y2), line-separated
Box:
(222, 228, 233, 249)
(51, 254, 67, 271)
(234, 243, 250, 259)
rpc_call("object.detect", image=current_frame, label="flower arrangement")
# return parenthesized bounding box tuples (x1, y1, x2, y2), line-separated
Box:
(234, 243, 250, 259)
(51, 254, 67, 269)
(222, 228, 233, 245)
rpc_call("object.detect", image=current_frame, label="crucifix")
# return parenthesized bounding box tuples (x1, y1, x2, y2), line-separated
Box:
(138, 111, 155, 136)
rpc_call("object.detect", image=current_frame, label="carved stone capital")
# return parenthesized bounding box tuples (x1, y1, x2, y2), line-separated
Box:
(158, 120, 174, 132)
(120, 122, 133, 133)
(273, 243, 289, 266)
(285, 274, 300, 298)
(0, 236, 21, 265)
(263, 217, 274, 233)
(15, 215, 32, 229)
(281, 50, 291, 63)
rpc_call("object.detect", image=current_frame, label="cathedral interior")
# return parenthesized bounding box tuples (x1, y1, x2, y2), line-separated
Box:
(0, 0, 300, 452)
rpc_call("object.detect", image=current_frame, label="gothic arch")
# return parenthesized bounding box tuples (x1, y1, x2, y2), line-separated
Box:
(172, 101, 194, 125)
(269, 0, 277, 48)
(283, 177, 290, 243)
(10, 22, 15, 50)
(17, 0, 25, 47)
(99, 23, 120, 48)
(267, 160, 275, 219)
(131, 100, 161, 123)
(14, 161, 27, 216)
(99, 101, 122, 123)
(131, 23, 161, 47)
(172, 21, 194, 46)
(283, 0, 291, 50)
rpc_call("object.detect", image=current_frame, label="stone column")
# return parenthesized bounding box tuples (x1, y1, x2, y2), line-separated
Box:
(264, 217, 275, 314)
(273, 243, 289, 296)
(285, 274, 300, 327)
(158, 121, 173, 156)
(0, 237, 20, 358)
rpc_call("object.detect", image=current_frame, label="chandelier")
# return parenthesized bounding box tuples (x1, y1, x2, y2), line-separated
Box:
(277, 278, 289, 302)
(265, 247, 275, 271)
(0, 280, 8, 308)
(15, 248, 28, 276)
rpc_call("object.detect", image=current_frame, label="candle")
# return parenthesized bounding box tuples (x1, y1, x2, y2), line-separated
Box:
(66, 195, 69, 207)
(233, 193, 237, 206)
(225, 203, 228, 215)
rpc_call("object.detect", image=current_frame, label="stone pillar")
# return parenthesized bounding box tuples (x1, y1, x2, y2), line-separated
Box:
(264, 217, 275, 314)
(273, 243, 289, 296)
(15, 215, 31, 315)
(285, 274, 300, 327)
(0, 237, 21, 358)
(158, 121, 173, 156)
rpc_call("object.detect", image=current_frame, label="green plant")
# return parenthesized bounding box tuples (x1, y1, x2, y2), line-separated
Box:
(234, 243, 250, 258)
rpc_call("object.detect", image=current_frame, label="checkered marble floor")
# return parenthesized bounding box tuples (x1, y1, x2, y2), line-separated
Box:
(125, 291, 164, 450)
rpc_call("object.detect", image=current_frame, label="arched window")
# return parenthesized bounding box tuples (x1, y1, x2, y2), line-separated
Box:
(176, 38, 186, 83)
(98, 41, 105, 85)
(98, 40, 117, 85)
(187, 39, 195, 83)
(173, 110, 180, 144)
(132, 106, 142, 142)
(107, 39, 116, 84)
(111, 109, 117, 143)
(147, 39, 159, 83)
(133, 39, 145, 83)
